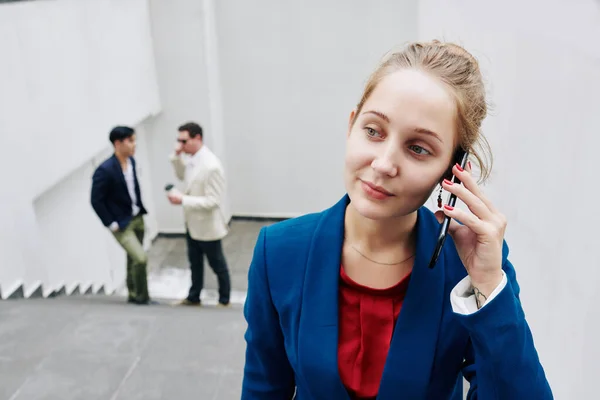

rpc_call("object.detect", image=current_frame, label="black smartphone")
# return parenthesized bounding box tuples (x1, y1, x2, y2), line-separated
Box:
(428, 149, 469, 269)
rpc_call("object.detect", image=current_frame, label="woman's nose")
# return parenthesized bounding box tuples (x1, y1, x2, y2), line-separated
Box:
(371, 152, 399, 177)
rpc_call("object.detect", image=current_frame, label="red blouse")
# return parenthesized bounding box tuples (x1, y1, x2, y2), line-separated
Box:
(338, 266, 411, 400)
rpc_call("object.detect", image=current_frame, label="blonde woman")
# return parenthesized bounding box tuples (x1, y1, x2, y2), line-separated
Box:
(242, 41, 553, 400)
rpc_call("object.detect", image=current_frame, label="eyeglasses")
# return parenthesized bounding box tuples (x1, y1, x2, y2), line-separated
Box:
(177, 139, 188, 144)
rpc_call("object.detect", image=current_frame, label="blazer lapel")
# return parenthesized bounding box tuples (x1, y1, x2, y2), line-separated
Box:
(185, 156, 206, 194)
(297, 195, 350, 400)
(111, 155, 128, 193)
(377, 207, 446, 400)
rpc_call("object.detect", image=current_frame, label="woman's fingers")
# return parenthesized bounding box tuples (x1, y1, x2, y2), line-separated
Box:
(437, 160, 507, 239)
(441, 204, 488, 235)
(434, 209, 462, 235)
(453, 162, 498, 214)
(441, 175, 493, 222)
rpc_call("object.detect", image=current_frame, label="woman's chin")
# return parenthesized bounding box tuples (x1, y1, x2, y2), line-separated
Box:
(349, 195, 398, 221)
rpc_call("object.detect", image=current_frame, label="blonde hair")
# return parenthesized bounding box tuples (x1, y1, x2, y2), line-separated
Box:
(353, 40, 492, 182)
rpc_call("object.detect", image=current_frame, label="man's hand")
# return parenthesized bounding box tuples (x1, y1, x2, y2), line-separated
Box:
(109, 221, 120, 232)
(174, 142, 183, 156)
(167, 190, 183, 205)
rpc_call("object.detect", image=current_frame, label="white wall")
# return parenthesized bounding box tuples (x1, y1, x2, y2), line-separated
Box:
(418, 0, 600, 397)
(145, 0, 224, 234)
(214, 0, 419, 217)
(0, 0, 161, 297)
(33, 149, 122, 296)
(145, 0, 419, 224)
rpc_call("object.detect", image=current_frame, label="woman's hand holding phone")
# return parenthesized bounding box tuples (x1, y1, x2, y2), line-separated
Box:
(436, 161, 506, 300)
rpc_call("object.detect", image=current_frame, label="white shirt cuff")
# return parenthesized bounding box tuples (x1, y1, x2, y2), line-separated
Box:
(450, 271, 507, 315)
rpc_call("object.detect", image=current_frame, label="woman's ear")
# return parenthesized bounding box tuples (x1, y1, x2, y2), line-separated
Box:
(441, 147, 464, 181)
(347, 108, 357, 138)
(441, 166, 453, 182)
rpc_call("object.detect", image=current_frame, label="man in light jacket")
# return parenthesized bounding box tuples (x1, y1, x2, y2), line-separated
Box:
(167, 122, 231, 306)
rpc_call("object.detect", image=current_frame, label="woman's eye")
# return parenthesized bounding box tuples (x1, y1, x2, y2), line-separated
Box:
(365, 127, 381, 138)
(409, 145, 431, 156)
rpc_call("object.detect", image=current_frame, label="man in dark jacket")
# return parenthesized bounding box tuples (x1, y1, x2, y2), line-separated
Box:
(91, 126, 153, 304)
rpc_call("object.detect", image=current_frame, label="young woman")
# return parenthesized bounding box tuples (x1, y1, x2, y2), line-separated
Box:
(241, 41, 553, 400)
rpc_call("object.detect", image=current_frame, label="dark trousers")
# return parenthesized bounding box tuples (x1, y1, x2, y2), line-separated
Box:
(185, 232, 231, 304)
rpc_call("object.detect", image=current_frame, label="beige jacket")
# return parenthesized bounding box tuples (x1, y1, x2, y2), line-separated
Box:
(170, 146, 230, 241)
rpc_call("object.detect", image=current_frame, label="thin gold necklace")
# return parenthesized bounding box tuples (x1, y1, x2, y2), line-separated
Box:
(345, 237, 415, 266)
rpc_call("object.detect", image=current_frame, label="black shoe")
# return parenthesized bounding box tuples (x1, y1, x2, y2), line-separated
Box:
(174, 299, 201, 307)
(127, 297, 136, 304)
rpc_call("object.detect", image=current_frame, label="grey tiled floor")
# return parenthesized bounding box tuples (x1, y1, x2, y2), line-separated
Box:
(0, 296, 246, 400)
(0, 219, 274, 400)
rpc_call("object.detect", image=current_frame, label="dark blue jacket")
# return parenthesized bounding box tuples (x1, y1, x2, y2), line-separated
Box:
(90, 154, 147, 230)
(242, 194, 553, 400)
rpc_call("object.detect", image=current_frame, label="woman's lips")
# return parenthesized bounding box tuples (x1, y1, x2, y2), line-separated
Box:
(361, 180, 394, 200)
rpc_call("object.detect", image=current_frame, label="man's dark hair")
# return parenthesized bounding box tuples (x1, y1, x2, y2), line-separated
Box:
(178, 122, 203, 139)
(109, 126, 135, 144)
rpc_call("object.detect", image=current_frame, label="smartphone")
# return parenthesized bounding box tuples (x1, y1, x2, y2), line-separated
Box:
(428, 148, 469, 269)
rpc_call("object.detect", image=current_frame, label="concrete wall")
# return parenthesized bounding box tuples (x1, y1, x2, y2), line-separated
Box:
(0, 0, 161, 297)
(418, 0, 600, 397)
(215, 0, 420, 217)
(144, 0, 419, 227)
(144, 0, 228, 234)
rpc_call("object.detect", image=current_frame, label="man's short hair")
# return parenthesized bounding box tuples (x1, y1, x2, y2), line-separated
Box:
(178, 122, 203, 139)
(109, 126, 135, 144)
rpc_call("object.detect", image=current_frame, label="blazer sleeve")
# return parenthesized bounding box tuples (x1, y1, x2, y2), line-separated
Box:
(169, 153, 186, 181)
(458, 258, 553, 399)
(242, 227, 296, 399)
(90, 166, 114, 227)
(181, 167, 224, 211)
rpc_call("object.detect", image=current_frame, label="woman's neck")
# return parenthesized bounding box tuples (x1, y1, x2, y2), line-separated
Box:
(344, 203, 417, 253)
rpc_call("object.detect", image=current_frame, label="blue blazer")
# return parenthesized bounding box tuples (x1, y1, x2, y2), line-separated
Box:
(90, 154, 147, 230)
(242, 195, 552, 399)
